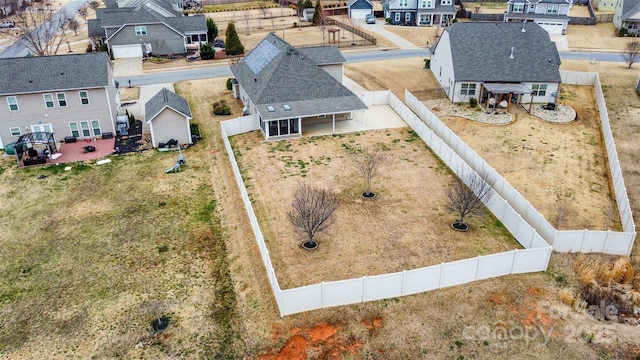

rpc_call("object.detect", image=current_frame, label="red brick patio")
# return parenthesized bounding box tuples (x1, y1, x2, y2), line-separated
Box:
(20, 138, 116, 167)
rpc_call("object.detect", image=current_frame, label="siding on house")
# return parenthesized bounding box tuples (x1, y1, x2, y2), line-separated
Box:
(109, 23, 186, 55)
(148, 109, 191, 147)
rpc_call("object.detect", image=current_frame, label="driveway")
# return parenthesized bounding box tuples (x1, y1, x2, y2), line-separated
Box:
(362, 20, 421, 50)
(121, 83, 174, 135)
(114, 57, 143, 77)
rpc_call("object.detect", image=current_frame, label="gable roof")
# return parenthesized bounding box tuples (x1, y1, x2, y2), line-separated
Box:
(89, 3, 205, 38)
(346, 0, 373, 8)
(621, 0, 640, 21)
(145, 88, 192, 122)
(438, 21, 561, 83)
(231, 33, 367, 121)
(0, 53, 112, 96)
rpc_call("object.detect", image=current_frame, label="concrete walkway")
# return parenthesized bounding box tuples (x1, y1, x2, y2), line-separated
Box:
(365, 20, 421, 50)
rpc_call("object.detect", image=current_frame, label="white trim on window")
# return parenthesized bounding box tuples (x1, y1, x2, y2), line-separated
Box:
(405, 12, 411, 22)
(135, 25, 147, 36)
(7, 96, 18, 111)
(56, 92, 67, 107)
(44, 93, 55, 108)
(546, 4, 558, 14)
(394, 12, 401, 21)
(79, 90, 89, 105)
(512, 3, 524, 12)
(9, 127, 21, 136)
(460, 83, 476, 96)
(532, 84, 547, 96)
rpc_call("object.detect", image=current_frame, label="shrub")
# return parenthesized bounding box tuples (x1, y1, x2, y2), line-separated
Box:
(424, 58, 430, 68)
(451, 18, 458, 23)
(226, 78, 233, 90)
(469, 98, 478, 108)
(619, 27, 628, 37)
(86, 43, 93, 52)
(214, 105, 225, 115)
(385, 17, 391, 23)
(200, 43, 215, 60)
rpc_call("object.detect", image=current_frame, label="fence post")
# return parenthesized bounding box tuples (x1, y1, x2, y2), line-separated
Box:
(475, 255, 481, 280)
(322, 281, 326, 309)
(510, 250, 517, 274)
(362, 276, 366, 302)
(438, 263, 444, 288)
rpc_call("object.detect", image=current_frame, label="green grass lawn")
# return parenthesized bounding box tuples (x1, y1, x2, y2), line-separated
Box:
(0, 150, 243, 357)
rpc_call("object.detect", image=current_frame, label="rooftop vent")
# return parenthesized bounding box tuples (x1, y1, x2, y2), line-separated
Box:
(510, 47, 514, 59)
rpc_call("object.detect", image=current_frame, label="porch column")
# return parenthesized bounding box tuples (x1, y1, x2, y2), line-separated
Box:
(507, 93, 513, 112)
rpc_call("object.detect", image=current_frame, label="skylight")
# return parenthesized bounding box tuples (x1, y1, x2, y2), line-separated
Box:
(267, 106, 275, 112)
(283, 104, 291, 111)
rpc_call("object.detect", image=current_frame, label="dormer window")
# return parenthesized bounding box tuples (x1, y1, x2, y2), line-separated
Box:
(512, 3, 524, 12)
(546, 4, 558, 14)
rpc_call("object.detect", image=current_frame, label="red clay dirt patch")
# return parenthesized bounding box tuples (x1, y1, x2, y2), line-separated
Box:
(259, 321, 365, 360)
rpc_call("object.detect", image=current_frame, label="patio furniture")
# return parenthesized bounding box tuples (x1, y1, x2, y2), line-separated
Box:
(64, 136, 76, 143)
(83, 145, 96, 153)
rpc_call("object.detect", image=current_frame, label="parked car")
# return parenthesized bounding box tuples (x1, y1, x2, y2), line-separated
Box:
(365, 14, 376, 24)
(0, 20, 15, 28)
(213, 39, 225, 49)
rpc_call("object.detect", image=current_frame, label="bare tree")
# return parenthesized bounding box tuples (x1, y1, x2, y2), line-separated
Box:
(7, 3, 71, 56)
(350, 17, 363, 45)
(259, 5, 268, 18)
(287, 182, 340, 249)
(446, 170, 494, 231)
(621, 39, 640, 69)
(353, 149, 388, 198)
(88, 0, 102, 11)
(78, 4, 89, 23)
(68, 17, 79, 36)
(319, 25, 327, 45)
(243, 14, 251, 35)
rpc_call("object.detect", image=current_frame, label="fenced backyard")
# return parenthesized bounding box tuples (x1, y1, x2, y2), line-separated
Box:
(220, 71, 634, 316)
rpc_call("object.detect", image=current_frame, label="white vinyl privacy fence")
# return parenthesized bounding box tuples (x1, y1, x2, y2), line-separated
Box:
(222, 91, 555, 317)
(405, 70, 635, 255)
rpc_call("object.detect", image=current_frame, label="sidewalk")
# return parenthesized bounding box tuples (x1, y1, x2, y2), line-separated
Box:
(365, 21, 421, 50)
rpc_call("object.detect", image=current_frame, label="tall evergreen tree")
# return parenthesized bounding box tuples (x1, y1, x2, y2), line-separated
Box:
(207, 18, 218, 42)
(225, 22, 244, 55)
(303, 0, 313, 8)
(311, 0, 323, 25)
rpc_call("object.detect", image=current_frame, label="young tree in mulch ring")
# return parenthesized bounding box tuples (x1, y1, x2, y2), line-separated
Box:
(199, 43, 215, 60)
(446, 170, 494, 232)
(287, 182, 340, 250)
(353, 149, 388, 199)
(225, 22, 244, 55)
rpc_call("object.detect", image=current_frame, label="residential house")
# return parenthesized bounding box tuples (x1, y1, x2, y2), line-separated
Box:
(88, 0, 207, 57)
(145, 87, 193, 148)
(594, 0, 616, 11)
(614, 0, 640, 35)
(0, 53, 120, 150)
(384, 0, 456, 26)
(503, 0, 572, 35)
(429, 22, 561, 107)
(348, 0, 374, 19)
(230, 33, 368, 140)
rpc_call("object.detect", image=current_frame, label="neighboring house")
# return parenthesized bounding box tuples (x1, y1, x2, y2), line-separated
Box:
(429, 22, 561, 106)
(614, 0, 640, 34)
(0, 53, 120, 150)
(348, 0, 374, 19)
(0, 0, 11, 16)
(88, 0, 207, 57)
(594, 0, 616, 11)
(503, 0, 572, 35)
(144, 87, 193, 148)
(384, 0, 456, 26)
(230, 33, 368, 140)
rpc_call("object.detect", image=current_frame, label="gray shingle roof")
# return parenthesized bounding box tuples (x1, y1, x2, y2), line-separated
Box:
(298, 46, 346, 65)
(145, 87, 192, 122)
(89, 4, 205, 38)
(442, 21, 561, 83)
(0, 53, 111, 96)
(621, 0, 640, 21)
(231, 33, 366, 121)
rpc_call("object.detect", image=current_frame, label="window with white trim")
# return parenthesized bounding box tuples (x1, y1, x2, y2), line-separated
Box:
(7, 96, 18, 111)
(44, 93, 55, 108)
(532, 84, 547, 96)
(512, 3, 524, 12)
(441, 0, 451, 5)
(91, 120, 101, 136)
(421, 0, 427, 7)
(400, 0, 408, 5)
(135, 26, 147, 36)
(10, 127, 21, 136)
(405, 12, 411, 22)
(546, 4, 558, 14)
(69, 122, 80, 138)
(460, 83, 476, 96)
(79, 90, 89, 105)
(56, 92, 67, 107)
(394, 12, 401, 21)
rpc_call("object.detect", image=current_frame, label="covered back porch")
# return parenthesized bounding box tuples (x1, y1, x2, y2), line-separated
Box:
(479, 83, 533, 114)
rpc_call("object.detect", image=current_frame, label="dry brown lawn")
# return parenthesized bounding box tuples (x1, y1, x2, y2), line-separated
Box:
(231, 128, 520, 289)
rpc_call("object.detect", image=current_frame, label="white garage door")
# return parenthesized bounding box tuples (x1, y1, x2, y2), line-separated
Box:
(350, 8, 371, 19)
(111, 44, 143, 59)
(536, 21, 564, 35)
